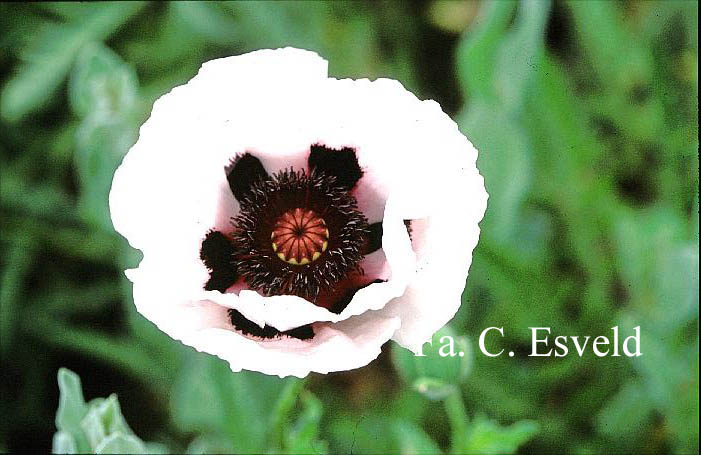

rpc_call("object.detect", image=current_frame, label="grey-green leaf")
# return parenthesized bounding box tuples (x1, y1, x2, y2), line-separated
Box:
(0, 2, 145, 122)
(94, 433, 148, 454)
(56, 368, 88, 431)
(69, 42, 138, 117)
(52, 431, 77, 454)
(81, 394, 135, 450)
(55, 368, 91, 452)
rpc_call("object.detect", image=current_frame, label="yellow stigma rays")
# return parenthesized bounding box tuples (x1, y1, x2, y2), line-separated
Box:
(271, 208, 329, 266)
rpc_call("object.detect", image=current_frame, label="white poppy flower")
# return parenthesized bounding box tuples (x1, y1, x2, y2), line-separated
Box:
(109, 47, 487, 377)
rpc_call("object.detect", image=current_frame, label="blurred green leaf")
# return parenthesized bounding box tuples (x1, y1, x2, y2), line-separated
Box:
(283, 391, 329, 454)
(445, 390, 470, 454)
(329, 412, 443, 455)
(494, 0, 551, 111)
(35, 3, 104, 20)
(0, 236, 34, 357)
(185, 434, 236, 454)
(568, 0, 652, 93)
(2, 217, 122, 263)
(0, 176, 76, 223)
(459, 101, 532, 244)
(74, 118, 138, 229)
(596, 381, 653, 444)
(172, 2, 241, 45)
(456, 0, 551, 248)
(69, 42, 138, 117)
(461, 415, 539, 454)
(171, 353, 296, 453)
(268, 378, 305, 450)
(175, 364, 324, 454)
(654, 244, 698, 330)
(1, 2, 145, 122)
(393, 326, 473, 400)
(28, 314, 171, 386)
(456, 1, 516, 100)
(68, 42, 140, 230)
(328, 413, 400, 454)
(222, 1, 328, 51)
(37, 281, 122, 316)
(392, 420, 443, 455)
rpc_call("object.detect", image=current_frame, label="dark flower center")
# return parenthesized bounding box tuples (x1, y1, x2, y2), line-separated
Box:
(231, 169, 369, 299)
(271, 208, 329, 265)
(199, 145, 393, 341)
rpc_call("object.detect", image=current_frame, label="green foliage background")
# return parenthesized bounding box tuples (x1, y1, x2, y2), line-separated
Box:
(0, 1, 698, 453)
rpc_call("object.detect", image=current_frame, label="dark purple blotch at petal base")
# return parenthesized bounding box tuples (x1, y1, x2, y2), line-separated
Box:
(228, 309, 314, 340)
(308, 144, 363, 190)
(226, 153, 270, 202)
(200, 231, 239, 292)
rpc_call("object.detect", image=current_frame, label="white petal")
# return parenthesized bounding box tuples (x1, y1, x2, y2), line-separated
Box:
(128, 258, 400, 377)
(337, 196, 416, 316)
(127, 262, 230, 338)
(182, 311, 401, 378)
(386, 159, 487, 353)
(304, 75, 487, 352)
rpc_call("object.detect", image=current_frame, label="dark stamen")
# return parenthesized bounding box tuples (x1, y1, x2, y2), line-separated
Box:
(226, 153, 270, 202)
(308, 144, 363, 190)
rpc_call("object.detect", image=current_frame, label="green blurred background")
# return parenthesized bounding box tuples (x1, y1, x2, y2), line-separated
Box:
(1, 1, 698, 453)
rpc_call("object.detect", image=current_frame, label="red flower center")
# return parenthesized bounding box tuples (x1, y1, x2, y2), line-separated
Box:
(271, 208, 329, 265)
